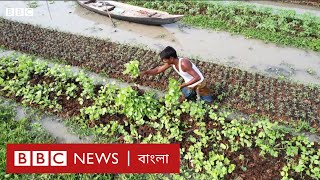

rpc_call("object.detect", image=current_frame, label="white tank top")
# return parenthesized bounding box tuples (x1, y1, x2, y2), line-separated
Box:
(172, 58, 204, 88)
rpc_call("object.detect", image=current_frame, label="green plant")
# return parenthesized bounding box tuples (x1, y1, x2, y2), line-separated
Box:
(123, 60, 140, 78)
(202, 152, 236, 179)
(254, 120, 284, 157)
(27, 1, 39, 8)
(163, 78, 181, 109)
(76, 71, 95, 104)
(306, 68, 316, 76)
(281, 135, 320, 179)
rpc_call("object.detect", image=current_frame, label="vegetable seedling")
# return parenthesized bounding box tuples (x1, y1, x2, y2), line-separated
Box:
(123, 60, 140, 79)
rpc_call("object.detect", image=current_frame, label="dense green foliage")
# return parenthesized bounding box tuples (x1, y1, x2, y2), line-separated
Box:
(129, 1, 320, 51)
(0, 54, 319, 179)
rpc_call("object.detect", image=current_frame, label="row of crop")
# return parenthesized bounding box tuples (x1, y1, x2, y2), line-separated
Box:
(281, 0, 320, 7)
(207, 67, 320, 124)
(1, 54, 320, 179)
(131, 1, 320, 38)
(0, 18, 319, 129)
(128, 0, 320, 51)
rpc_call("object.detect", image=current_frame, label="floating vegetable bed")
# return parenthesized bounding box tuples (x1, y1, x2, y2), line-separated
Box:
(128, 1, 320, 51)
(0, 18, 319, 130)
(0, 54, 320, 179)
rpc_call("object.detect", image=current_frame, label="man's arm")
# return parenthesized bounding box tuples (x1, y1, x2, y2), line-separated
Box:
(179, 59, 201, 89)
(141, 63, 171, 76)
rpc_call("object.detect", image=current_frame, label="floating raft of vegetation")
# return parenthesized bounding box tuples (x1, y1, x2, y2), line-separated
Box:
(0, 17, 319, 130)
(128, 1, 320, 51)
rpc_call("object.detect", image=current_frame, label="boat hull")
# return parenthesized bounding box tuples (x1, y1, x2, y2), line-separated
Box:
(77, 1, 184, 25)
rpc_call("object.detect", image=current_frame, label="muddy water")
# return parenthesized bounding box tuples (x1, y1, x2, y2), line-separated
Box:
(0, 49, 15, 58)
(41, 116, 92, 143)
(0, 96, 93, 143)
(0, 1, 319, 85)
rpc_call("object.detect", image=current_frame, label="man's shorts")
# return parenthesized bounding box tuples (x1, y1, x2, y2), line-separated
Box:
(181, 86, 214, 103)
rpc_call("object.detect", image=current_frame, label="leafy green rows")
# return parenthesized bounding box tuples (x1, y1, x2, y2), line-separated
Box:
(0, 54, 319, 179)
(1, 17, 319, 127)
(128, 0, 320, 51)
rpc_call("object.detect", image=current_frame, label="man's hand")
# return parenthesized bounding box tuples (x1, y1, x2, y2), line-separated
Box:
(140, 71, 147, 77)
(180, 83, 196, 90)
(179, 95, 186, 103)
(179, 83, 187, 89)
(140, 63, 171, 77)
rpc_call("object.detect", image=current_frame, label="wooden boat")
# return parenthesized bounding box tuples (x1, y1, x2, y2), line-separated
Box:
(77, 0, 184, 25)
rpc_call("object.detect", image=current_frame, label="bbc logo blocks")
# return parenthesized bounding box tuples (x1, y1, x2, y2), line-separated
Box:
(7, 144, 180, 173)
(6, 8, 33, 17)
(14, 151, 67, 166)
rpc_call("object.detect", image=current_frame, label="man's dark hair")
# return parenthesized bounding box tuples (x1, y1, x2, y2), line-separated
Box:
(160, 46, 178, 60)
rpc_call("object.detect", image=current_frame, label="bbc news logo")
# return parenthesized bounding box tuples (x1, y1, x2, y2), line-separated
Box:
(6, 8, 33, 17)
(7, 144, 180, 173)
(14, 151, 67, 166)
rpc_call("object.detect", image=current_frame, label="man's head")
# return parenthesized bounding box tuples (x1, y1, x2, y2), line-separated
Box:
(160, 46, 178, 64)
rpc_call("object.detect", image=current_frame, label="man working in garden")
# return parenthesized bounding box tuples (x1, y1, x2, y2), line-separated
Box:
(141, 46, 213, 103)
